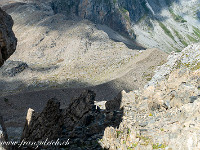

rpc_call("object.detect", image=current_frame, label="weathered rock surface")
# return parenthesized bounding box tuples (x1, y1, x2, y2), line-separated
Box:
(21, 99, 63, 142)
(13, 43, 200, 150)
(51, 0, 142, 39)
(0, 7, 17, 67)
(21, 90, 123, 149)
(99, 43, 200, 149)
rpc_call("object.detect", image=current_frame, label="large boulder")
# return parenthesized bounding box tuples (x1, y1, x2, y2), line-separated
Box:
(0, 7, 17, 67)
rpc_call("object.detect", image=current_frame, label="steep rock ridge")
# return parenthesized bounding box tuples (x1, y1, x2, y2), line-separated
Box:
(147, 43, 200, 87)
(0, 7, 17, 67)
(21, 90, 123, 149)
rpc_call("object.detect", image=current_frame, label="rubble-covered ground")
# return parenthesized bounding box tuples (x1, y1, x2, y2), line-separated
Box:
(12, 43, 200, 150)
(100, 43, 200, 149)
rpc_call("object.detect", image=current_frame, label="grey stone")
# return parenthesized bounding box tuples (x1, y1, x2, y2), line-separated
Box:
(189, 96, 198, 103)
(0, 60, 28, 77)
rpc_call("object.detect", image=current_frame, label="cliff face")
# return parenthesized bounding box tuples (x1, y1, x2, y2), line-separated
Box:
(50, 0, 200, 52)
(51, 0, 147, 39)
(0, 7, 17, 67)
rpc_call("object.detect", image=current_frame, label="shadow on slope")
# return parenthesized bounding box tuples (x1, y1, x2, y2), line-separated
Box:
(0, 78, 125, 149)
(0, 48, 168, 129)
(0, 77, 132, 127)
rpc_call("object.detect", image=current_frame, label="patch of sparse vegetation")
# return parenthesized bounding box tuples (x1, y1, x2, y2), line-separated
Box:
(159, 60, 167, 66)
(160, 128, 164, 132)
(175, 59, 200, 71)
(191, 62, 200, 71)
(120, 7, 128, 14)
(187, 34, 198, 43)
(132, 142, 138, 147)
(113, 0, 117, 4)
(119, 7, 130, 21)
(169, 8, 187, 23)
(143, 73, 152, 81)
(173, 29, 188, 47)
(136, 134, 152, 146)
(175, 60, 190, 69)
(158, 22, 174, 40)
(193, 26, 200, 38)
(116, 130, 123, 138)
(152, 143, 167, 149)
(127, 128, 131, 135)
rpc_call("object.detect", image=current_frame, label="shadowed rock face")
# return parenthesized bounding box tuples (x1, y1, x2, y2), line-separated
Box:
(0, 7, 17, 67)
(50, 0, 146, 39)
(21, 90, 123, 149)
(0, 7, 16, 150)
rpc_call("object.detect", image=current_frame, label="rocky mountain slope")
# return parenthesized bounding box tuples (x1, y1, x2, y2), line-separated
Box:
(0, 1, 168, 143)
(99, 43, 200, 149)
(14, 42, 200, 150)
(23, 0, 200, 52)
(0, 1, 169, 97)
(0, 0, 199, 97)
(0, 1, 200, 149)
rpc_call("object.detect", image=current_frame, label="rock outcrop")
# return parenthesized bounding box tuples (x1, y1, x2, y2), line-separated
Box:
(99, 43, 200, 149)
(21, 90, 123, 149)
(21, 99, 63, 142)
(0, 7, 17, 67)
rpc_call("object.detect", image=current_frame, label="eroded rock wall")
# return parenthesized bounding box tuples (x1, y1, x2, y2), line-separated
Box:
(50, 0, 147, 39)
